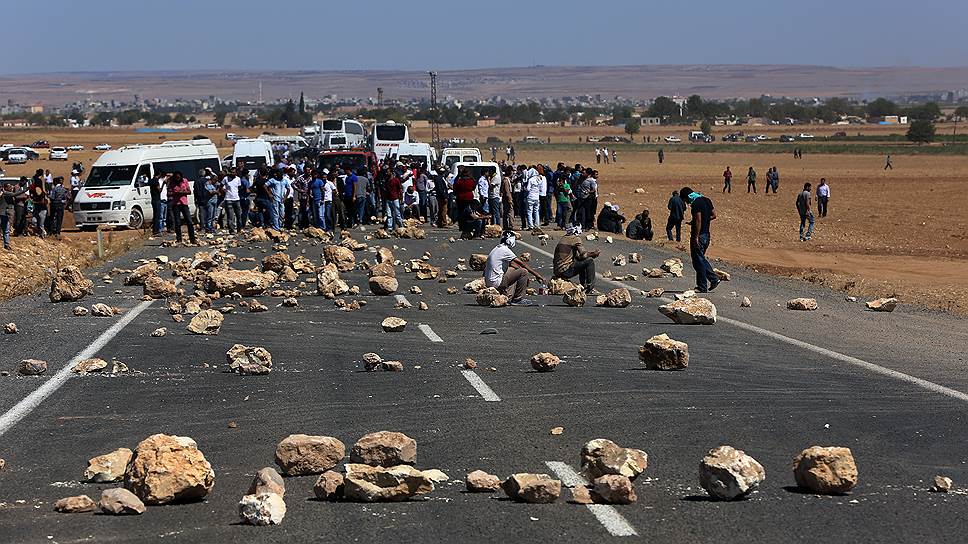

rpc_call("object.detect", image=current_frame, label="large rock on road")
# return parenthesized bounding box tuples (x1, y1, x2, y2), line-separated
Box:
(658, 298, 717, 325)
(124, 434, 215, 505)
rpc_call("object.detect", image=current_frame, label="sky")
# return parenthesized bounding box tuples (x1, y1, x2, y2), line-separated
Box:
(5, 0, 966, 74)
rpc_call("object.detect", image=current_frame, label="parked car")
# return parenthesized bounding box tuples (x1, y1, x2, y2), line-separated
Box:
(49, 146, 69, 160)
(832, 131, 848, 138)
(5, 149, 28, 164)
(2, 147, 39, 160)
(797, 133, 815, 139)
(29, 140, 50, 149)
(744, 135, 759, 142)
(779, 135, 796, 142)
(664, 136, 682, 143)
(67, 144, 85, 151)
(599, 136, 631, 143)
(520, 136, 544, 144)
(94, 143, 112, 151)
(755, 134, 771, 141)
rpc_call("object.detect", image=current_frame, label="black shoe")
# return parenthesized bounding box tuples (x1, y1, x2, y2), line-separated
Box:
(708, 280, 721, 291)
(694, 287, 708, 293)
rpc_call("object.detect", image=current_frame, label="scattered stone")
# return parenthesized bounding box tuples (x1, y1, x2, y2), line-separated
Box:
(381, 317, 408, 332)
(418, 301, 429, 311)
(380, 360, 404, 371)
(205, 269, 276, 296)
(186, 309, 224, 335)
(447, 287, 458, 294)
(465, 470, 502, 492)
(469, 254, 488, 271)
(144, 276, 179, 299)
(362, 353, 384, 371)
(660, 258, 684, 277)
(238, 492, 286, 526)
(73, 357, 108, 374)
(54, 495, 97, 513)
(50, 265, 94, 303)
(313, 471, 345, 501)
(502, 473, 561, 503)
(548, 278, 578, 295)
(275, 434, 346, 476)
(931, 475, 954, 493)
(639, 334, 689, 370)
(291, 255, 315, 274)
(741, 297, 752, 308)
(792, 446, 858, 494)
(323, 245, 356, 272)
(422, 469, 450, 484)
(600, 288, 632, 308)
(249, 467, 286, 497)
(866, 297, 898, 312)
(350, 431, 417, 467)
(343, 463, 434, 502)
(226, 344, 273, 375)
(125, 433, 215, 504)
(445, 269, 458, 278)
(585, 233, 597, 241)
(99, 488, 145, 515)
(316, 264, 350, 298)
(282, 297, 298, 307)
(634, 187, 645, 194)
(592, 475, 637, 504)
(643, 267, 665, 278)
(699, 445, 766, 500)
(550, 426, 564, 436)
(713, 268, 731, 281)
(91, 303, 117, 317)
(414, 263, 441, 280)
(476, 287, 509, 308)
(3, 322, 17, 334)
(172, 314, 184, 323)
(562, 287, 586, 307)
(18, 359, 47, 375)
(111, 361, 129, 374)
(85, 448, 134, 483)
(612, 255, 627, 267)
(483, 224, 503, 238)
(628, 252, 641, 264)
(787, 298, 818, 311)
(72, 306, 89, 316)
(463, 278, 486, 293)
(658, 298, 717, 325)
(368, 275, 399, 296)
(464, 358, 478, 369)
(530, 352, 561, 372)
(151, 327, 167, 337)
(580, 438, 648, 480)
(567, 486, 594, 504)
(394, 299, 412, 309)
(646, 288, 665, 298)
(845, 296, 858, 302)
(409, 286, 422, 295)
(674, 289, 696, 300)
(248, 300, 269, 313)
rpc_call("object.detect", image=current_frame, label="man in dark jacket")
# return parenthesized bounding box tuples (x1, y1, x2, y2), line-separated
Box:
(596, 203, 625, 234)
(666, 190, 686, 241)
(625, 210, 653, 241)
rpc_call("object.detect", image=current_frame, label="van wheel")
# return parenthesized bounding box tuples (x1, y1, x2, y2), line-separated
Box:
(128, 207, 145, 229)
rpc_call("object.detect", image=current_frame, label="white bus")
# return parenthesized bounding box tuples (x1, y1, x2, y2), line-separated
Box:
(321, 118, 366, 144)
(371, 121, 409, 161)
(72, 139, 219, 230)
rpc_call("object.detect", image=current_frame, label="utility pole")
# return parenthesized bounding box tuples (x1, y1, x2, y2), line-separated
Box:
(258, 81, 263, 104)
(377, 87, 384, 107)
(428, 71, 440, 151)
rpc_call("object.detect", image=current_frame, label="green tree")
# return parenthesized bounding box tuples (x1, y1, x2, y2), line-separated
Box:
(624, 119, 640, 137)
(686, 94, 703, 118)
(955, 105, 968, 119)
(173, 113, 188, 123)
(906, 102, 941, 121)
(649, 96, 680, 119)
(865, 97, 897, 118)
(298, 92, 306, 116)
(699, 118, 712, 136)
(906, 119, 935, 144)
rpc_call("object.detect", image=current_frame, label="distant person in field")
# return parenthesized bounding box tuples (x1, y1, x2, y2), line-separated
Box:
(625, 209, 653, 241)
(666, 190, 686, 242)
(595, 147, 601, 164)
(746, 166, 757, 193)
(658, 148, 664, 164)
(796, 182, 815, 241)
(722, 166, 732, 193)
(766, 166, 779, 194)
(602, 146, 609, 164)
(884, 154, 893, 170)
(611, 149, 618, 163)
(680, 186, 719, 293)
(816, 178, 830, 218)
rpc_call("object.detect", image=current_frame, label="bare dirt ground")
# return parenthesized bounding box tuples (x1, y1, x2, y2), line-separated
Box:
(2, 125, 966, 313)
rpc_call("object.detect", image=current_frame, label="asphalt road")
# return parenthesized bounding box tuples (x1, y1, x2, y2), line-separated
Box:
(1, 224, 967, 543)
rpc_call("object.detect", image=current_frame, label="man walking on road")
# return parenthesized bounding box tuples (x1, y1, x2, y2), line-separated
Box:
(680, 186, 719, 293)
(553, 224, 600, 294)
(796, 182, 815, 241)
(722, 166, 732, 193)
(666, 190, 686, 242)
(483, 231, 545, 307)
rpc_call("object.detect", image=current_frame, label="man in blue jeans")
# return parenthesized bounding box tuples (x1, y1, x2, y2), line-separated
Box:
(680, 186, 719, 293)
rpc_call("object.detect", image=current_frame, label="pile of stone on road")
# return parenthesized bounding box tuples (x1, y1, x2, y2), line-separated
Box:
(476, 287, 508, 308)
(658, 298, 717, 325)
(317, 263, 350, 298)
(596, 288, 632, 308)
(501, 473, 561, 503)
(50, 265, 94, 303)
(581, 438, 648, 481)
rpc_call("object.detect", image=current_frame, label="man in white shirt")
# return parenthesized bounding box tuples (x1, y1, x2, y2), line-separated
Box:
(477, 174, 489, 214)
(525, 167, 543, 229)
(483, 231, 545, 306)
(221, 169, 243, 234)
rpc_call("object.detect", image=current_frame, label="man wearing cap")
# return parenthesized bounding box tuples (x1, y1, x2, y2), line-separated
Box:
(483, 231, 545, 306)
(680, 186, 719, 293)
(553, 224, 600, 294)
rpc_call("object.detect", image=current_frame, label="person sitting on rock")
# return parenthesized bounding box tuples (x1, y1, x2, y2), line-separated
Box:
(596, 202, 625, 234)
(625, 209, 654, 241)
(553, 224, 600, 294)
(483, 231, 545, 307)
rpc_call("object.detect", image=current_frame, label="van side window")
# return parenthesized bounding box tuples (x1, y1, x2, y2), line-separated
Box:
(134, 164, 151, 186)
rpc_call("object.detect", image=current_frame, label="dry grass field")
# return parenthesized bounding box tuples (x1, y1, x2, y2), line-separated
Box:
(2, 125, 966, 313)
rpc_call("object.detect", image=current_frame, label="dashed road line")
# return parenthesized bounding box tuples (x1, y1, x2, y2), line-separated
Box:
(460, 370, 502, 402)
(544, 461, 638, 537)
(417, 323, 443, 343)
(517, 239, 968, 404)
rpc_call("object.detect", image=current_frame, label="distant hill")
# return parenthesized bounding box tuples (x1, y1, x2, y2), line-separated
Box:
(2, 65, 967, 106)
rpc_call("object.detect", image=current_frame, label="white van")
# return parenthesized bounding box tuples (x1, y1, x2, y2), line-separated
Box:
(389, 142, 437, 170)
(232, 138, 272, 177)
(73, 139, 219, 230)
(449, 161, 502, 193)
(371, 121, 409, 161)
(320, 132, 354, 150)
(440, 147, 481, 169)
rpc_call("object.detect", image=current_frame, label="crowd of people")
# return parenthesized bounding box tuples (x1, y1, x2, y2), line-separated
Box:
(0, 168, 72, 248)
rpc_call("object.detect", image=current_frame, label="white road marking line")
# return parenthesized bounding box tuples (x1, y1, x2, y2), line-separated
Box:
(545, 461, 638, 537)
(460, 370, 501, 402)
(517, 239, 968, 404)
(0, 298, 159, 438)
(417, 323, 443, 343)
(394, 294, 410, 306)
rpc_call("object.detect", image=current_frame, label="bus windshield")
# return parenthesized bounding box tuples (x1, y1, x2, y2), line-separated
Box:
(317, 154, 367, 172)
(85, 165, 137, 187)
(376, 125, 406, 141)
(322, 120, 343, 131)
